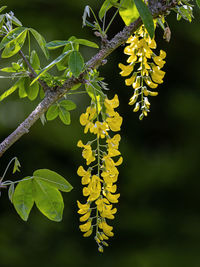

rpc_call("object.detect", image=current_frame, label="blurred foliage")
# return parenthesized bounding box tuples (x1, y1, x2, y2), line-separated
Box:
(0, 0, 200, 266)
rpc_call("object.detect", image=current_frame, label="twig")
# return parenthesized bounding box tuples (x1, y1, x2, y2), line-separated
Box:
(0, 1, 178, 157)
(18, 50, 50, 91)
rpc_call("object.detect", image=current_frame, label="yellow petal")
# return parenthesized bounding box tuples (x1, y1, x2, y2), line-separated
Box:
(115, 156, 123, 166)
(82, 172, 91, 185)
(77, 166, 86, 176)
(80, 210, 91, 222)
(79, 220, 91, 232)
(83, 187, 90, 196)
(105, 192, 120, 203)
(79, 113, 88, 126)
(106, 112, 123, 132)
(127, 54, 137, 63)
(125, 73, 137, 86)
(160, 50, 166, 59)
(77, 140, 84, 147)
(101, 221, 114, 237)
(133, 102, 140, 112)
(118, 63, 133, 76)
(129, 94, 138, 105)
(83, 228, 93, 237)
(144, 77, 158, 89)
(132, 76, 141, 89)
(148, 91, 158, 96)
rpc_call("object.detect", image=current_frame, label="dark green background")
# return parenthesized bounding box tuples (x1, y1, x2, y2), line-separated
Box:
(0, 1, 200, 266)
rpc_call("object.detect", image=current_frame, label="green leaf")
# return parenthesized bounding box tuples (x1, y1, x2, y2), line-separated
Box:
(1, 30, 27, 58)
(26, 80, 40, 100)
(71, 83, 81, 91)
(33, 178, 64, 222)
(30, 50, 40, 69)
(59, 100, 76, 111)
(8, 183, 15, 203)
(58, 107, 71, 125)
(0, 27, 26, 50)
(134, 0, 154, 38)
(29, 28, 49, 59)
(85, 82, 106, 113)
(46, 40, 70, 50)
(12, 62, 21, 71)
(46, 104, 59, 121)
(0, 14, 5, 29)
(18, 78, 27, 98)
(68, 51, 84, 78)
(11, 16, 22, 27)
(178, 6, 192, 22)
(197, 0, 200, 8)
(56, 41, 74, 71)
(0, 6, 7, 13)
(39, 87, 45, 99)
(0, 67, 17, 73)
(33, 169, 73, 192)
(13, 178, 34, 221)
(119, 0, 139, 25)
(13, 157, 21, 173)
(73, 39, 99, 48)
(99, 0, 113, 20)
(30, 50, 71, 85)
(0, 81, 19, 101)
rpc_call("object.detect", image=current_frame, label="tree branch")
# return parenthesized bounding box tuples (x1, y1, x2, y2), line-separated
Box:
(18, 50, 50, 91)
(0, 0, 178, 157)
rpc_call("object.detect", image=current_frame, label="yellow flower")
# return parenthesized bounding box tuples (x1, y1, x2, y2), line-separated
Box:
(125, 73, 137, 86)
(106, 134, 121, 148)
(133, 102, 140, 112)
(159, 50, 166, 59)
(77, 166, 91, 185)
(100, 204, 117, 219)
(104, 94, 119, 109)
(132, 76, 141, 89)
(79, 220, 92, 232)
(129, 93, 138, 105)
(77, 93, 122, 250)
(83, 228, 93, 237)
(79, 106, 96, 133)
(101, 209, 117, 220)
(90, 121, 109, 138)
(106, 112, 123, 132)
(101, 170, 118, 184)
(104, 191, 120, 203)
(105, 183, 117, 193)
(119, 24, 166, 119)
(77, 200, 90, 215)
(127, 54, 137, 63)
(83, 186, 90, 197)
(153, 56, 166, 68)
(87, 175, 101, 201)
(144, 77, 158, 88)
(99, 220, 114, 237)
(77, 140, 95, 165)
(118, 63, 133, 76)
(80, 210, 91, 222)
(104, 94, 119, 117)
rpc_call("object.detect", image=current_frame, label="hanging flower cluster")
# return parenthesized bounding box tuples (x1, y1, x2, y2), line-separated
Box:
(77, 94, 123, 252)
(119, 24, 166, 120)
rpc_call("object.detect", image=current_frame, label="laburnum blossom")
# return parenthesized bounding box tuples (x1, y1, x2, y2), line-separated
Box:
(119, 24, 166, 120)
(77, 94, 123, 252)
(79, 106, 96, 133)
(77, 140, 95, 165)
